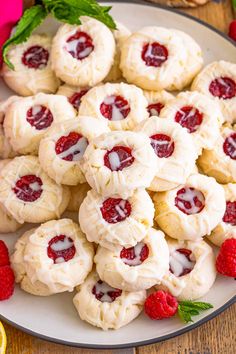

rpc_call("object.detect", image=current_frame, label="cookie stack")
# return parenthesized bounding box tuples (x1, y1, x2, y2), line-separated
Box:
(0, 16, 235, 331)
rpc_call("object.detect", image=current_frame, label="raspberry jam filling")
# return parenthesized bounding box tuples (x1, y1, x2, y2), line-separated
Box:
(223, 201, 236, 226)
(141, 42, 168, 67)
(175, 187, 205, 215)
(22, 45, 49, 69)
(209, 77, 236, 99)
(13, 175, 43, 202)
(150, 134, 175, 158)
(100, 198, 131, 224)
(104, 146, 134, 171)
(100, 95, 130, 121)
(120, 242, 149, 266)
(175, 106, 204, 133)
(55, 132, 88, 161)
(169, 248, 196, 277)
(147, 102, 164, 117)
(26, 105, 53, 130)
(68, 89, 88, 111)
(223, 133, 236, 160)
(92, 280, 122, 303)
(66, 31, 94, 60)
(47, 235, 76, 264)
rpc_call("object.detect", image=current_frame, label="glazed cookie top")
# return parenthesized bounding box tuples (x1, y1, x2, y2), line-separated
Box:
(198, 124, 236, 183)
(120, 27, 197, 91)
(51, 17, 115, 87)
(95, 228, 169, 290)
(39, 116, 109, 185)
(2, 34, 60, 96)
(82, 130, 157, 198)
(73, 270, 146, 330)
(136, 117, 197, 190)
(79, 82, 149, 131)
(160, 91, 223, 154)
(13, 219, 94, 293)
(191, 61, 236, 124)
(160, 238, 216, 300)
(154, 173, 226, 240)
(4, 93, 76, 155)
(0, 156, 69, 223)
(79, 188, 154, 250)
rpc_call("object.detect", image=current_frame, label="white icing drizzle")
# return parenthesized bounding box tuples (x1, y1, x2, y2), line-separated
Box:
(50, 237, 74, 252)
(108, 151, 133, 171)
(55, 257, 65, 264)
(177, 188, 205, 215)
(31, 105, 42, 115)
(114, 199, 127, 219)
(57, 136, 88, 161)
(178, 107, 201, 132)
(65, 35, 93, 59)
(149, 107, 159, 116)
(144, 44, 166, 61)
(169, 250, 195, 277)
(121, 242, 146, 266)
(103, 96, 129, 121)
(226, 136, 236, 158)
(94, 281, 119, 303)
(29, 181, 41, 192)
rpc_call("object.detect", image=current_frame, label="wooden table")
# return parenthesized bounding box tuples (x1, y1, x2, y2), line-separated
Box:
(3, 1, 236, 353)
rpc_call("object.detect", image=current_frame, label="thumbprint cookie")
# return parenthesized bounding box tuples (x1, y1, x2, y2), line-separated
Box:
(2, 34, 60, 96)
(51, 17, 115, 87)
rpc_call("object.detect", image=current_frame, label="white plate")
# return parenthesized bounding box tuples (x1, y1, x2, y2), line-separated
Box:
(0, 1, 235, 349)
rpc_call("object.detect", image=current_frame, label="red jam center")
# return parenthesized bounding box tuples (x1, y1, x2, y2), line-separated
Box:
(175, 187, 205, 215)
(22, 45, 49, 69)
(147, 102, 164, 117)
(100, 198, 131, 224)
(169, 248, 195, 277)
(26, 105, 53, 130)
(66, 31, 94, 60)
(104, 146, 134, 171)
(175, 106, 204, 133)
(150, 134, 175, 158)
(47, 235, 76, 264)
(55, 132, 88, 162)
(142, 42, 168, 67)
(223, 201, 236, 226)
(223, 133, 236, 160)
(209, 77, 236, 100)
(100, 95, 130, 121)
(13, 175, 43, 202)
(120, 242, 149, 266)
(68, 89, 88, 111)
(92, 280, 122, 303)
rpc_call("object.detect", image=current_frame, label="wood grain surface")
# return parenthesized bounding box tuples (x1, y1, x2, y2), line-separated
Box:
(2, 1, 236, 353)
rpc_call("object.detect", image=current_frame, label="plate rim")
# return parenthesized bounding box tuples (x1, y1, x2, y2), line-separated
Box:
(1, 0, 236, 349)
(1, 296, 235, 349)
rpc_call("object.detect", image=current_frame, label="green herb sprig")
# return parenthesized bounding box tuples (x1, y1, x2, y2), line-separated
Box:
(3, 0, 116, 70)
(178, 301, 213, 323)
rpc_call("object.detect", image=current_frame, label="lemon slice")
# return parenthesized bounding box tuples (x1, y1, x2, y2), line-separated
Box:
(0, 322, 6, 354)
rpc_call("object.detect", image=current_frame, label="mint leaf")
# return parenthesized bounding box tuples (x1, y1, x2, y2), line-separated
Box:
(178, 301, 213, 323)
(233, 0, 236, 9)
(3, 5, 48, 70)
(43, 0, 116, 29)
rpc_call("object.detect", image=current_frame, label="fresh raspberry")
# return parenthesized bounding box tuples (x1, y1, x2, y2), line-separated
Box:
(144, 290, 178, 320)
(0, 240, 10, 267)
(229, 20, 236, 42)
(216, 238, 236, 277)
(0, 266, 15, 301)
